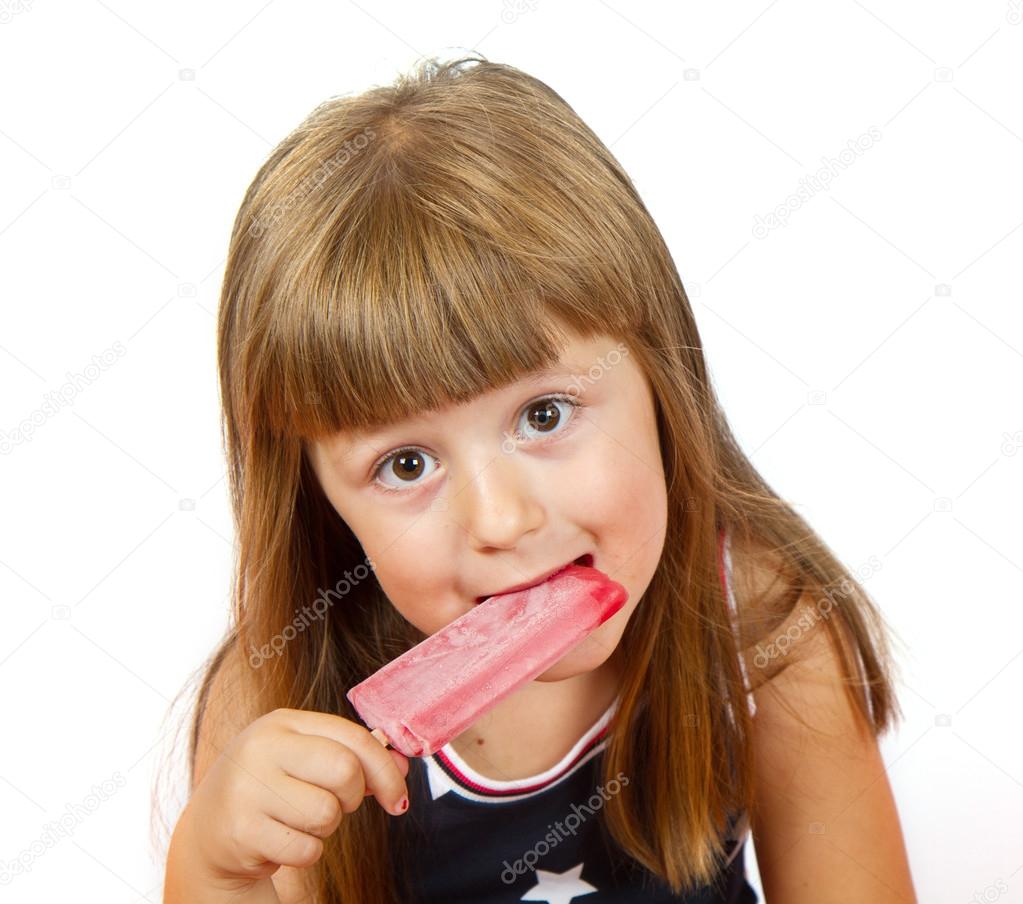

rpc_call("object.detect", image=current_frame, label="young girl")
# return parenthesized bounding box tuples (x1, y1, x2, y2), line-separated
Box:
(163, 55, 917, 903)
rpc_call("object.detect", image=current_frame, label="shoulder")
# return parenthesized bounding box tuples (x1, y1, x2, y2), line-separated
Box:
(725, 538, 833, 689)
(746, 600, 917, 901)
(727, 545, 917, 901)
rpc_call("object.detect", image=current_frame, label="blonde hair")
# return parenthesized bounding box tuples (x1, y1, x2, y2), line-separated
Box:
(166, 53, 905, 901)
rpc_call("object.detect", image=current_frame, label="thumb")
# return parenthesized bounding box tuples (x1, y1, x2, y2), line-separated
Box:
(389, 748, 410, 778)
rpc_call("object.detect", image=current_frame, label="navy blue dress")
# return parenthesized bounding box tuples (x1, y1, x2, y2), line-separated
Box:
(390, 528, 758, 902)
(392, 696, 758, 902)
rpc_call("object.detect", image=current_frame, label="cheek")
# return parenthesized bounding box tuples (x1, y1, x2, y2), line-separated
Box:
(565, 419, 667, 546)
(309, 456, 465, 635)
(364, 513, 465, 634)
(572, 416, 668, 632)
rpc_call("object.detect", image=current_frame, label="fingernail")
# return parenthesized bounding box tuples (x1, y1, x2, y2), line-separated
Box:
(396, 795, 409, 814)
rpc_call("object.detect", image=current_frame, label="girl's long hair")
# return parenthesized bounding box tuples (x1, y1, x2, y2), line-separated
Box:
(160, 54, 906, 901)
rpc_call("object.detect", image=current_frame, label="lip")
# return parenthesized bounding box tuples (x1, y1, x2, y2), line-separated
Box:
(475, 553, 594, 603)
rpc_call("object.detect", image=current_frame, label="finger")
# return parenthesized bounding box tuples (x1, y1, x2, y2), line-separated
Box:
(389, 747, 410, 780)
(369, 730, 411, 783)
(362, 749, 409, 797)
(250, 813, 324, 871)
(275, 710, 409, 815)
(261, 772, 345, 838)
(276, 734, 366, 813)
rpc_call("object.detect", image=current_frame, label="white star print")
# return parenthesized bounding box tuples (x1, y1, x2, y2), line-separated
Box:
(520, 862, 598, 903)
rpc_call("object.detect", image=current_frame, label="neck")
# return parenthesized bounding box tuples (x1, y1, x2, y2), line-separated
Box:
(451, 649, 623, 753)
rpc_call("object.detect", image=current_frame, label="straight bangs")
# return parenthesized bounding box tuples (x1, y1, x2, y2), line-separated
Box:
(224, 61, 656, 442)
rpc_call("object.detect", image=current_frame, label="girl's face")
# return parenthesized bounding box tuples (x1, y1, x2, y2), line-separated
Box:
(304, 329, 668, 681)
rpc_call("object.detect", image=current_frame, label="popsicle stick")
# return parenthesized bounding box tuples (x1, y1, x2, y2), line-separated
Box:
(370, 727, 392, 749)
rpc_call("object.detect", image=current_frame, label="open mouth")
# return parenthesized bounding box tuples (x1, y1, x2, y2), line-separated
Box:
(572, 552, 595, 570)
(546, 552, 594, 583)
(475, 553, 595, 604)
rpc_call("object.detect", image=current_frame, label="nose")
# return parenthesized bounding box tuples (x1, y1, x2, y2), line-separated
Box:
(451, 444, 545, 551)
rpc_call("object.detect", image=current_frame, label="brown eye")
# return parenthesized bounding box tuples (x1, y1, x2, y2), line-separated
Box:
(391, 451, 425, 482)
(525, 399, 562, 433)
(371, 394, 582, 494)
(515, 395, 579, 442)
(372, 447, 439, 492)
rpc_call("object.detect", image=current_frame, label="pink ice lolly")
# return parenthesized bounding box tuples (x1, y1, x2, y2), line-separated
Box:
(346, 563, 627, 757)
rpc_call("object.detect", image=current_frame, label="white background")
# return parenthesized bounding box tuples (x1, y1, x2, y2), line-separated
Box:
(2, 2, 1021, 902)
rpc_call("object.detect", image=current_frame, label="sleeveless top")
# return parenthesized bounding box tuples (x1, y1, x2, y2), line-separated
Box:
(391, 528, 758, 903)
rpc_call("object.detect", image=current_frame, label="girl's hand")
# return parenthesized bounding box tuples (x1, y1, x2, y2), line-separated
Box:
(183, 707, 410, 884)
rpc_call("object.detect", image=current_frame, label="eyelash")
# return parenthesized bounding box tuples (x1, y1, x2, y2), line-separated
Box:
(369, 393, 584, 495)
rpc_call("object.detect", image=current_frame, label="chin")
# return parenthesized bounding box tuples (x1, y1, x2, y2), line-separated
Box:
(533, 638, 615, 681)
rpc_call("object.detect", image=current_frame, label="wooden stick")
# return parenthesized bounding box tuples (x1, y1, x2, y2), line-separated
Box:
(370, 727, 392, 749)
